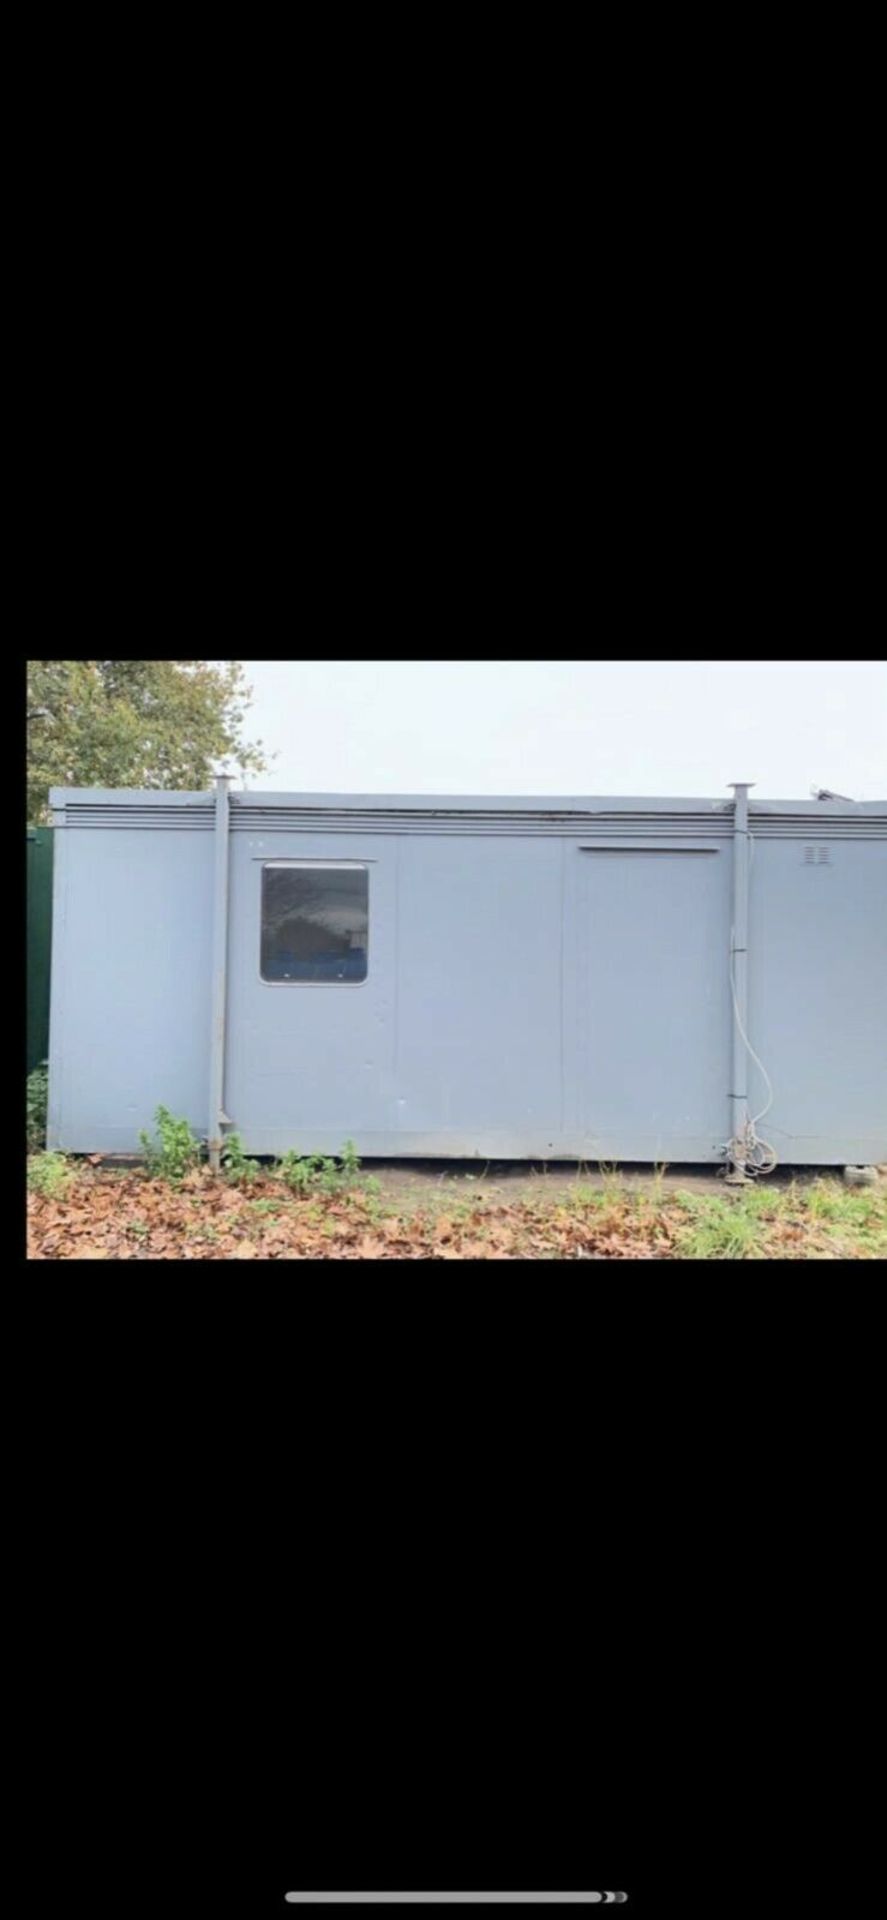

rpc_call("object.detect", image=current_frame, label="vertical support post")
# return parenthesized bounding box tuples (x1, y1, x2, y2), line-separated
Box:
(727, 780, 754, 1183)
(208, 774, 233, 1172)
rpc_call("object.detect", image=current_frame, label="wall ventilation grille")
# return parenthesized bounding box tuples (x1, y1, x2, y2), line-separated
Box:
(229, 808, 739, 838)
(60, 805, 216, 831)
(229, 808, 886, 840)
(56, 802, 886, 840)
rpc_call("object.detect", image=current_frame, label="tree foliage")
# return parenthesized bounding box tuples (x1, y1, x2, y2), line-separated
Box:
(27, 660, 268, 822)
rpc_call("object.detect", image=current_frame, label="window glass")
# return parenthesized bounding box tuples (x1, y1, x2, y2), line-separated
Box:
(260, 864, 368, 983)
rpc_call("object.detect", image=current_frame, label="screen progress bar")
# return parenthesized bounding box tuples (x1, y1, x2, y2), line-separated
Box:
(284, 1899, 627, 1906)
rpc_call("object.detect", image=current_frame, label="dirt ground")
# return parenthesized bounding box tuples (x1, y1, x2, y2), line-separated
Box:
(352, 1158, 834, 1208)
(88, 1154, 837, 1207)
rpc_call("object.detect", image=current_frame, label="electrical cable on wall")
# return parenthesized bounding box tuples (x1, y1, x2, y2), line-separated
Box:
(729, 942, 778, 1174)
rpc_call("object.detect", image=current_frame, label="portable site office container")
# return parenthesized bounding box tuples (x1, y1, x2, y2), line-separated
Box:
(46, 783, 887, 1172)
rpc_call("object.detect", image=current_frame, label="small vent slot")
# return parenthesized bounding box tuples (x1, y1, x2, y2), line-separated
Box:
(804, 846, 815, 863)
(817, 846, 830, 864)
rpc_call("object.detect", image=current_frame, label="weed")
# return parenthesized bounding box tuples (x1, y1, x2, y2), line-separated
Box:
(598, 1161, 625, 1203)
(248, 1198, 280, 1218)
(27, 1062, 49, 1152)
(185, 1221, 220, 1244)
(674, 1195, 763, 1259)
(273, 1143, 364, 1195)
(340, 1139, 362, 1180)
(569, 1185, 612, 1211)
(450, 1195, 480, 1222)
(570, 1185, 592, 1208)
(803, 1177, 877, 1225)
(130, 1220, 150, 1240)
(139, 1106, 204, 1182)
(798, 1178, 886, 1257)
(275, 1150, 330, 1193)
(27, 1151, 72, 1199)
(221, 1132, 260, 1182)
(650, 1161, 670, 1204)
(668, 1189, 699, 1213)
(342, 1178, 386, 1222)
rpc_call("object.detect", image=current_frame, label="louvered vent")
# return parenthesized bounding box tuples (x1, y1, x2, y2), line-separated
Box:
(752, 814, 886, 839)
(229, 804, 887, 839)
(56, 797, 887, 840)
(228, 805, 736, 838)
(62, 803, 215, 831)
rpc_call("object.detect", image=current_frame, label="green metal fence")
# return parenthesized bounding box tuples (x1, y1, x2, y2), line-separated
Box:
(27, 827, 53, 1073)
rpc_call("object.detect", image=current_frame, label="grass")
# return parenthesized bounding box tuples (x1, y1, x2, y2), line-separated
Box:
(568, 1185, 613, 1210)
(27, 1151, 73, 1199)
(26, 1063, 49, 1153)
(552, 1171, 887, 1258)
(666, 1176, 887, 1259)
(671, 1193, 766, 1258)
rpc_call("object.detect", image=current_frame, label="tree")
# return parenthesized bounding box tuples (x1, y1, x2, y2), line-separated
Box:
(27, 660, 269, 822)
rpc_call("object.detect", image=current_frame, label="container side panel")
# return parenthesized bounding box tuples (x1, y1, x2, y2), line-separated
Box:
(47, 830, 213, 1151)
(578, 848, 733, 1158)
(225, 832, 564, 1153)
(27, 827, 54, 1073)
(393, 836, 564, 1137)
(746, 838, 887, 1163)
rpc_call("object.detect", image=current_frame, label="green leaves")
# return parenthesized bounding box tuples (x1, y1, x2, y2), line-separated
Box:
(139, 1106, 204, 1181)
(27, 1151, 72, 1198)
(27, 660, 268, 822)
(26, 1062, 49, 1152)
(220, 1133, 260, 1182)
(273, 1142, 363, 1193)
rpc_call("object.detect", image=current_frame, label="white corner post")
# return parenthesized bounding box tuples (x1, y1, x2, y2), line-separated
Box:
(727, 780, 754, 1184)
(208, 774, 233, 1172)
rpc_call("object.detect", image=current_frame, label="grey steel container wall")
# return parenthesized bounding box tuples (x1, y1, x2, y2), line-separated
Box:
(27, 826, 53, 1073)
(47, 796, 215, 1152)
(745, 834, 887, 1165)
(46, 788, 887, 1165)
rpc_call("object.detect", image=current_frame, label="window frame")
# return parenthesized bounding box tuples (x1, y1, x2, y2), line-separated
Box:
(258, 859, 370, 987)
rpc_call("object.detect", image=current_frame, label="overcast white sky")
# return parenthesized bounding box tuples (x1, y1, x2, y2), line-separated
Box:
(234, 660, 886, 801)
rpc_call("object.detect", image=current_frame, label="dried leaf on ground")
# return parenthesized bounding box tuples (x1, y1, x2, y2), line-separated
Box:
(26, 1169, 885, 1261)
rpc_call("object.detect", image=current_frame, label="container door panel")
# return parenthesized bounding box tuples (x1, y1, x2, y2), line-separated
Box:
(224, 833, 395, 1153)
(578, 849, 732, 1160)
